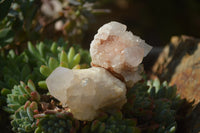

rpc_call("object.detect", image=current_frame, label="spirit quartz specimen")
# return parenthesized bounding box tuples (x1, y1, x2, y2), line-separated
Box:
(46, 21, 152, 121)
(46, 67, 126, 121)
(90, 21, 152, 87)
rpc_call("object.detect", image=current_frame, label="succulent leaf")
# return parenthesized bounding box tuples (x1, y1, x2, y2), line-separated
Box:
(48, 57, 59, 71)
(50, 42, 58, 54)
(60, 50, 68, 64)
(85, 111, 140, 133)
(35, 111, 79, 133)
(6, 80, 40, 113)
(11, 102, 38, 133)
(40, 65, 51, 77)
(1, 88, 11, 96)
(123, 79, 184, 133)
(68, 47, 75, 64)
(38, 46, 90, 89)
(38, 81, 47, 89)
(72, 53, 81, 67)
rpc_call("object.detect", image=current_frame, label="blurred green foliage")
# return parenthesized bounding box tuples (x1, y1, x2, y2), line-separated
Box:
(0, 40, 90, 132)
(0, 0, 40, 49)
(0, 0, 108, 51)
(82, 111, 140, 133)
(35, 111, 80, 133)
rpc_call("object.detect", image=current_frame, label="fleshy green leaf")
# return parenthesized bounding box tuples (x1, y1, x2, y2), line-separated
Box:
(38, 81, 47, 89)
(68, 47, 75, 64)
(48, 57, 59, 71)
(40, 65, 51, 77)
(72, 53, 81, 67)
(60, 50, 68, 64)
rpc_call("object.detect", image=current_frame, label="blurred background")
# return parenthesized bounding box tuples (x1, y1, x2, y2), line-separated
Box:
(1, 0, 200, 70)
(84, 0, 200, 70)
(85, 0, 200, 48)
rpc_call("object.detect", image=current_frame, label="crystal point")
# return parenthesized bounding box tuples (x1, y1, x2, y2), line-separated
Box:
(46, 67, 126, 121)
(90, 21, 152, 87)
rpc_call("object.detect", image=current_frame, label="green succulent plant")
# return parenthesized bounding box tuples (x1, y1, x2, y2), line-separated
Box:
(82, 111, 140, 133)
(26, 40, 90, 68)
(39, 46, 90, 89)
(34, 110, 80, 133)
(123, 79, 181, 133)
(4, 80, 40, 114)
(0, 40, 90, 92)
(4, 78, 78, 133)
(26, 40, 68, 67)
(11, 101, 39, 133)
(0, 41, 66, 120)
(39, 46, 81, 75)
(0, 40, 90, 132)
(3, 70, 196, 133)
(147, 78, 183, 111)
(0, 49, 37, 90)
(0, 38, 196, 133)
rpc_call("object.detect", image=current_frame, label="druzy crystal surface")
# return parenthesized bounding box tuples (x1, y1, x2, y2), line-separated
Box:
(90, 21, 152, 87)
(46, 67, 126, 121)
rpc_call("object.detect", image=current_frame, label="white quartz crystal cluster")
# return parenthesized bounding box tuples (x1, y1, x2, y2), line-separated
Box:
(46, 21, 152, 121)
(90, 21, 152, 87)
(46, 67, 126, 121)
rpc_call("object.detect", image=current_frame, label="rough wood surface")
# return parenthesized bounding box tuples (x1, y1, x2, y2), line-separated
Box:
(152, 35, 200, 103)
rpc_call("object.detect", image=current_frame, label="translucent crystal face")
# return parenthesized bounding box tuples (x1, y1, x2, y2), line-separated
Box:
(46, 67, 126, 121)
(90, 21, 152, 87)
(46, 67, 74, 105)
